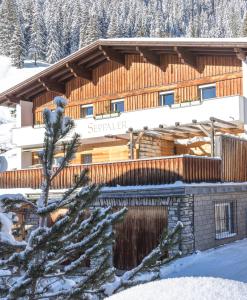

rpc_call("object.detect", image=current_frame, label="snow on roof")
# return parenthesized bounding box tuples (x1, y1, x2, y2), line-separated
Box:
(107, 277, 247, 300)
(100, 37, 247, 44)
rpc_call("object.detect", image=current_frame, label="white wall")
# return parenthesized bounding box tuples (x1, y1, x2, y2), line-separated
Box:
(16, 100, 33, 128)
(12, 95, 246, 148)
(21, 151, 32, 169)
(0, 148, 22, 171)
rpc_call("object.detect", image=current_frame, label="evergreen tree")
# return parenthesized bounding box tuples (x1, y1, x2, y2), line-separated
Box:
(243, 12, 247, 37)
(28, 0, 47, 64)
(0, 0, 22, 57)
(46, 1, 63, 63)
(0, 96, 182, 299)
(20, 0, 33, 56)
(84, 4, 102, 45)
(10, 23, 25, 68)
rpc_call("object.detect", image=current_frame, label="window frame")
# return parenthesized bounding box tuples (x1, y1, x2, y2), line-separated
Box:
(214, 201, 236, 240)
(80, 104, 94, 118)
(159, 91, 175, 107)
(110, 99, 125, 113)
(53, 156, 63, 167)
(81, 153, 93, 164)
(199, 83, 216, 101)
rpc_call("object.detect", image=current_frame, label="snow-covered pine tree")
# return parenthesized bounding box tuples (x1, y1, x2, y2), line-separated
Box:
(242, 12, 247, 37)
(28, 0, 47, 64)
(46, 1, 63, 63)
(0, 97, 182, 299)
(0, 0, 23, 60)
(10, 22, 25, 68)
(84, 4, 102, 45)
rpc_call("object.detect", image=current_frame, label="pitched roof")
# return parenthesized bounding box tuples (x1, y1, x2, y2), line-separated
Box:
(1, 38, 247, 106)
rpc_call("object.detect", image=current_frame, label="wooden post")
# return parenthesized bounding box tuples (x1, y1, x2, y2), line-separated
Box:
(211, 121, 215, 157)
(129, 128, 134, 160)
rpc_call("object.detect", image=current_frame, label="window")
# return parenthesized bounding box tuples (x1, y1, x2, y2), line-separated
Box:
(80, 104, 93, 118)
(159, 91, 174, 106)
(53, 156, 63, 167)
(199, 84, 216, 100)
(81, 153, 92, 164)
(215, 201, 236, 239)
(111, 99, 124, 113)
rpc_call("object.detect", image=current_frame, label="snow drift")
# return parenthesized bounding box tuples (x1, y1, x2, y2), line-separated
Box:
(106, 277, 247, 300)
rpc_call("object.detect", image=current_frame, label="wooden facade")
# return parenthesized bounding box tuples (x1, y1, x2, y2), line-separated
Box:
(33, 54, 242, 125)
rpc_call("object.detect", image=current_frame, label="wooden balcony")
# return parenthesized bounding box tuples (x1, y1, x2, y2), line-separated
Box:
(0, 155, 221, 189)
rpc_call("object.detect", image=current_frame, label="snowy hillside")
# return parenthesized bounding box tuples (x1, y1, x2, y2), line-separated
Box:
(0, 56, 49, 93)
(0, 56, 49, 154)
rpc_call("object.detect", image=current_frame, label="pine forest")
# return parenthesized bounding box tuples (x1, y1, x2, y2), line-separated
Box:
(0, 0, 247, 68)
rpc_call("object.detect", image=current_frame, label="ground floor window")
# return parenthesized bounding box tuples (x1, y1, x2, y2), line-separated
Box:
(81, 153, 92, 164)
(215, 201, 236, 240)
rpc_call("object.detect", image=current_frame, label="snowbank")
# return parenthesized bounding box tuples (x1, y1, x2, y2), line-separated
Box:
(106, 277, 247, 300)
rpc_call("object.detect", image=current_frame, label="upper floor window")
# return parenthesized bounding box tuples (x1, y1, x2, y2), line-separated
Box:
(111, 99, 124, 113)
(159, 91, 174, 106)
(199, 84, 216, 100)
(80, 104, 93, 118)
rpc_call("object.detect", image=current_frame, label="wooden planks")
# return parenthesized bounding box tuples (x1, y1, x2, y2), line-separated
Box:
(32, 54, 242, 125)
(114, 206, 167, 269)
(218, 135, 247, 182)
(0, 156, 222, 189)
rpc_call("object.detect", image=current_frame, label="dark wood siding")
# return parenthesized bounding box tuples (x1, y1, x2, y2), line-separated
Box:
(114, 206, 167, 270)
(217, 135, 247, 182)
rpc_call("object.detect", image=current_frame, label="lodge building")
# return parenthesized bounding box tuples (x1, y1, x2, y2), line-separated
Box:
(1, 38, 247, 269)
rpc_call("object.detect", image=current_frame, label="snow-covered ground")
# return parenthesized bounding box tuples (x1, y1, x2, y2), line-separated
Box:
(161, 238, 247, 283)
(107, 239, 247, 299)
(107, 277, 247, 300)
(0, 55, 49, 93)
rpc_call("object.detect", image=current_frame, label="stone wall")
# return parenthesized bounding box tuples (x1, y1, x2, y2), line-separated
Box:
(168, 196, 194, 255)
(194, 192, 247, 251)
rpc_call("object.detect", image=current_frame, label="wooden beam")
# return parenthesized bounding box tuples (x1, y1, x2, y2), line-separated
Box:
(65, 62, 92, 81)
(99, 45, 125, 66)
(104, 134, 129, 141)
(211, 121, 215, 157)
(174, 46, 197, 69)
(209, 117, 238, 128)
(5, 95, 20, 104)
(155, 128, 189, 139)
(38, 78, 65, 94)
(136, 47, 161, 68)
(234, 48, 246, 61)
(129, 129, 134, 159)
(197, 124, 211, 137)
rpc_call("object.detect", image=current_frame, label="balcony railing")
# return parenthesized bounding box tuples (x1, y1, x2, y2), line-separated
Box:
(0, 155, 221, 189)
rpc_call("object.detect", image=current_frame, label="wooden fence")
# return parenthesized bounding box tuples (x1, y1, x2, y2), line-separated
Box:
(217, 135, 247, 182)
(0, 155, 221, 189)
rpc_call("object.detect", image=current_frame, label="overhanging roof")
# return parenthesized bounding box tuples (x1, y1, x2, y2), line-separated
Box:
(1, 37, 247, 106)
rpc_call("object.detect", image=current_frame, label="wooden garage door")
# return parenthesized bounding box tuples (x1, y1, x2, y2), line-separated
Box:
(113, 206, 167, 270)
